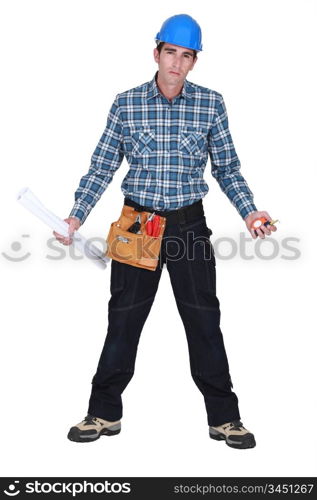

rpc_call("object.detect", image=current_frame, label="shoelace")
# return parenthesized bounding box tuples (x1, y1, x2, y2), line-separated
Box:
(228, 420, 244, 431)
(83, 415, 97, 425)
(223, 420, 244, 431)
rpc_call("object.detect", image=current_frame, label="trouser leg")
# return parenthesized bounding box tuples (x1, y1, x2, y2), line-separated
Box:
(165, 217, 240, 427)
(88, 258, 162, 421)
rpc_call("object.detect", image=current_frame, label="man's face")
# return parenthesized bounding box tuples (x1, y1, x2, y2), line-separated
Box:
(153, 43, 197, 85)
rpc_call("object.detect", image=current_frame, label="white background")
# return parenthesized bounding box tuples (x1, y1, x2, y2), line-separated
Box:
(1, 0, 316, 477)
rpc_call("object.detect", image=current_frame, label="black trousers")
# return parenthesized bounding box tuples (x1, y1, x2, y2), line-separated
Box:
(88, 198, 240, 426)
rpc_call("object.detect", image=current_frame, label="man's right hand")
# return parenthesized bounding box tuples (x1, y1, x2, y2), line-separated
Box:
(53, 217, 81, 246)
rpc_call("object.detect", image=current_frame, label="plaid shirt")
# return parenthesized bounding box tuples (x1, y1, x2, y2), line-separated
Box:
(69, 72, 257, 223)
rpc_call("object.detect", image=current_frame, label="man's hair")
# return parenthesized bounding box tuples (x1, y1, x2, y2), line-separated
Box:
(156, 41, 197, 60)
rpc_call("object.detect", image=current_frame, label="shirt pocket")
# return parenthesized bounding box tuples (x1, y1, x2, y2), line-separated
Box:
(178, 126, 207, 156)
(130, 127, 157, 157)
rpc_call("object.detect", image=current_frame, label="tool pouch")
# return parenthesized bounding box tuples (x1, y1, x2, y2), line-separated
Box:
(105, 205, 166, 271)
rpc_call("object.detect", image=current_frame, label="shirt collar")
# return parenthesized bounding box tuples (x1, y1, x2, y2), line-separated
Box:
(146, 72, 193, 101)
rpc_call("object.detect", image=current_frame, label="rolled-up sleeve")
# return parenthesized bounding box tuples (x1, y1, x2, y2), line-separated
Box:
(69, 96, 124, 224)
(209, 93, 257, 219)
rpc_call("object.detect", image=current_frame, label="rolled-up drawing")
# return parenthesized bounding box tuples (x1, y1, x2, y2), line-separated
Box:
(17, 187, 109, 270)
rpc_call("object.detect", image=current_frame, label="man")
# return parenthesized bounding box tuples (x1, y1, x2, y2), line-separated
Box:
(54, 14, 277, 449)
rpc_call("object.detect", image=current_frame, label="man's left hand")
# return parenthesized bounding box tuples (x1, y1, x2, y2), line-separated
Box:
(245, 211, 278, 239)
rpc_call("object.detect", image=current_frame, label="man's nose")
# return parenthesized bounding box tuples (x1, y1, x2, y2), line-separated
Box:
(172, 56, 181, 69)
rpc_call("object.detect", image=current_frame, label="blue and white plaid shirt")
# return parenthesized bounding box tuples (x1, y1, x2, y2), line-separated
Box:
(69, 72, 257, 223)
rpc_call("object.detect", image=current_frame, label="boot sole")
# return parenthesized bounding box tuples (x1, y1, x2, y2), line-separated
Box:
(67, 426, 121, 443)
(209, 431, 256, 449)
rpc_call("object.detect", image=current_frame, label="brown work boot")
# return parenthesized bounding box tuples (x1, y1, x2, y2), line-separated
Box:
(209, 420, 256, 449)
(67, 414, 121, 443)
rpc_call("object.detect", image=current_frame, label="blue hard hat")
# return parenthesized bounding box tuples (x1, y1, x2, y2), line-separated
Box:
(155, 14, 203, 52)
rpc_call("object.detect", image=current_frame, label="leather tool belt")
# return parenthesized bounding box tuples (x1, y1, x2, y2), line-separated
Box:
(106, 198, 205, 271)
(105, 204, 166, 271)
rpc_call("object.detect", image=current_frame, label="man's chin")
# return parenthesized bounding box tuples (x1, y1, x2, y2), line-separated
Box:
(167, 74, 183, 84)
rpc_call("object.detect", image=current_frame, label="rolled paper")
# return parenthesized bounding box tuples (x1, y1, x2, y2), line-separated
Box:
(17, 187, 109, 270)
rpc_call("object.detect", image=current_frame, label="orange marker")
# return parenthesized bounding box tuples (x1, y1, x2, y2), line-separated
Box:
(251, 218, 279, 231)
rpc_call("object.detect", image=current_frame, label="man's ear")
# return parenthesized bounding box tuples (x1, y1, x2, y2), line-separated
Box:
(153, 48, 160, 64)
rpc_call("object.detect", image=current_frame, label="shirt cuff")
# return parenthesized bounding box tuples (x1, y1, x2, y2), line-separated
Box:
(68, 202, 90, 225)
(68, 214, 82, 224)
(240, 205, 258, 220)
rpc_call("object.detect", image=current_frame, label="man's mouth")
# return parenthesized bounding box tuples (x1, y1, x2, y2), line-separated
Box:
(169, 71, 180, 76)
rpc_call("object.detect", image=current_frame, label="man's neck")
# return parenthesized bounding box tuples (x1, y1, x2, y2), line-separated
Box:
(156, 73, 184, 102)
